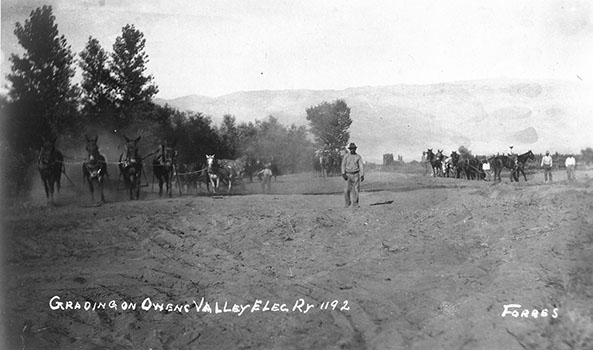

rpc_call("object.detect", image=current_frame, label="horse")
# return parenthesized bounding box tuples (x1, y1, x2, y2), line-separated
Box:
(426, 149, 444, 177)
(38, 137, 64, 204)
(82, 135, 108, 202)
(491, 150, 536, 182)
(152, 141, 178, 197)
(206, 154, 245, 194)
(514, 150, 536, 181)
(119, 135, 143, 200)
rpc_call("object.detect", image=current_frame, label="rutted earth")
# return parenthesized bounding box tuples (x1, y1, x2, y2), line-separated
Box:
(2, 168, 593, 349)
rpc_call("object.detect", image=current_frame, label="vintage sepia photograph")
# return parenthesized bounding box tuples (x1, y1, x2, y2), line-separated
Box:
(1, 0, 593, 349)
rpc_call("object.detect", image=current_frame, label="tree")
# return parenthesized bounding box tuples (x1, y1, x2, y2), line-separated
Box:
(7, 5, 78, 138)
(110, 24, 158, 124)
(581, 147, 593, 165)
(458, 145, 473, 159)
(79, 37, 115, 122)
(306, 99, 352, 150)
(218, 114, 239, 158)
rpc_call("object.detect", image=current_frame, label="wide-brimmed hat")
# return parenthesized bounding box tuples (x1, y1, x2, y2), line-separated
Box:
(347, 143, 357, 149)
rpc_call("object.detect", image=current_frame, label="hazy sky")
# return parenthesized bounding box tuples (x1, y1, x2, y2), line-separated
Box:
(2, 0, 593, 99)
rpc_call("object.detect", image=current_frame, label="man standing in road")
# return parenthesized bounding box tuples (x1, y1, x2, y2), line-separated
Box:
(541, 151, 553, 182)
(565, 155, 576, 181)
(260, 162, 273, 194)
(341, 143, 364, 208)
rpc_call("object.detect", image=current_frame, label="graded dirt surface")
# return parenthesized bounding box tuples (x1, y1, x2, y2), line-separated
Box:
(2, 168, 593, 350)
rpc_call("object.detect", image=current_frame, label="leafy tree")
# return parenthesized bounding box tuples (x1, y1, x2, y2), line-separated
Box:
(458, 145, 473, 159)
(581, 147, 593, 165)
(306, 99, 352, 150)
(236, 121, 259, 157)
(283, 123, 313, 173)
(166, 109, 220, 164)
(110, 24, 158, 125)
(6, 5, 78, 139)
(242, 115, 313, 173)
(79, 37, 115, 122)
(218, 114, 239, 158)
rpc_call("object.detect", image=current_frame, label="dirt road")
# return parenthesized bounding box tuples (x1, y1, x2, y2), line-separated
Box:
(2, 168, 593, 349)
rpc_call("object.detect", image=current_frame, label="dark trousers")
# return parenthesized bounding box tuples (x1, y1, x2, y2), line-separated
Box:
(344, 172, 360, 207)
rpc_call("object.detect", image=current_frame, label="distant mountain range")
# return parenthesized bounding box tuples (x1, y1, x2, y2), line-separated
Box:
(154, 79, 593, 163)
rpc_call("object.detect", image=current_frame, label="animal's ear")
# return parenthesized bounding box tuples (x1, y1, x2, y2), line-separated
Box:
(94, 135, 99, 142)
(85, 134, 90, 142)
(135, 136, 142, 142)
(123, 134, 130, 142)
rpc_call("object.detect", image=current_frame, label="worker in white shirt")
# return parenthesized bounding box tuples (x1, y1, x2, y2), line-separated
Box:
(541, 151, 553, 182)
(565, 155, 576, 181)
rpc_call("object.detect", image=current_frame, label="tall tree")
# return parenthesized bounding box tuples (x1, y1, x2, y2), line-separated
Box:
(7, 5, 78, 138)
(581, 147, 593, 165)
(306, 99, 352, 150)
(110, 24, 158, 124)
(79, 36, 114, 122)
(218, 114, 239, 158)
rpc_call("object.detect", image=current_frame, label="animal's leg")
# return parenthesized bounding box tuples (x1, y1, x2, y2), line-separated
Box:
(88, 179, 95, 202)
(42, 178, 50, 202)
(167, 175, 173, 198)
(158, 176, 164, 196)
(49, 178, 56, 204)
(135, 176, 141, 200)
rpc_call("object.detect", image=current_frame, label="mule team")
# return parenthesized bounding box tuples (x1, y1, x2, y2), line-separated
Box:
(37, 134, 279, 204)
(423, 148, 537, 182)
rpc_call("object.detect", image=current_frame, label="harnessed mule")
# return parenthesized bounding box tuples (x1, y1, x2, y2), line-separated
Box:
(177, 163, 210, 194)
(206, 154, 246, 194)
(38, 137, 64, 204)
(152, 142, 178, 197)
(119, 135, 143, 200)
(82, 135, 108, 202)
(449, 151, 460, 178)
(426, 149, 444, 177)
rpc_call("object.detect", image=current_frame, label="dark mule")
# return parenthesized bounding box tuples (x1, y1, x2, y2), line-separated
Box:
(449, 151, 460, 178)
(82, 135, 108, 202)
(177, 162, 210, 194)
(426, 149, 444, 177)
(119, 135, 143, 200)
(152, 141, 178, 197)
(491, 150, 536, 182)
(38, 137, 64, 204)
